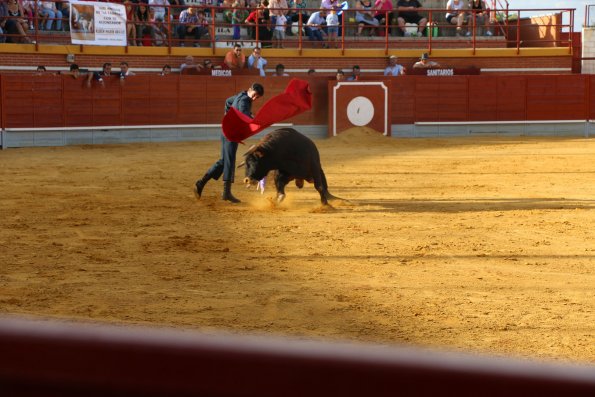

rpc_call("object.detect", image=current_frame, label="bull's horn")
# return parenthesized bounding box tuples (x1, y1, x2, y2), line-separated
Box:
(237, 161, 245, 168)
(243, 145, 257, 157)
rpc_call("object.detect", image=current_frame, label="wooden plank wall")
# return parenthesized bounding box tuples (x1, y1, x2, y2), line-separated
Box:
(0, 74, 593, 129)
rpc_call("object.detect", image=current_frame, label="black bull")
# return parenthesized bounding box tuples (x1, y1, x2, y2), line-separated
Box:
(238, 128, 339, 205)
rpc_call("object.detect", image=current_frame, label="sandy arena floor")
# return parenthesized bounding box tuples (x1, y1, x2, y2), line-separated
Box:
(1, 129, 594, 364)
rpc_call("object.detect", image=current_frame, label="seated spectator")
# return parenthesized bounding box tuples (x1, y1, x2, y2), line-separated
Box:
(56, 0, 70, 31)
(247, 46, 267, 76)
(224, 44, 246, 69)
(273, 63, 289, 76)
(180, 55, 204, 74)
(149, 0, 167, 21)
(231, 0, 249, 40)
(40, 0, 63, 31)
(346, 65, 360, 81)
(177, 7, 208, 47)
(384, 55, 405, 75)
(168, 0, 184, 22)
(4, 0, 32, 43)
(305, 8, 327, 48)
(221, 0, 234, 23)
(412, 52, 440, 69)
(396, 0, 427, 37)
(355, 0, 378, 36)
(124, 0, 136, 46)
(36, 65, 47, 73)
(446, 0, 468, 37)
(469, 0, 492, 36)
(336, 69, 345, 81)
(373, 0, 393, 34)
(307, 68, 315, 75)
(152, 16, 170, 46)
(160, 64, 171, 76)
(135, 1, 153, 46)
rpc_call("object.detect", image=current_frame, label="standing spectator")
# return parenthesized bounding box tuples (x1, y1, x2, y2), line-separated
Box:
(267, 0, 287, 26)
(396, 0, 427, 37)
(4, 0, 31, 42)
(383, 55, 405, 75)
(149, 0, 167, 21)
(152, 16, 170, 46)
(160, 64, 172, 75)
(245, 0, 271, 45)
(194, 82, 265, 203)
(307, 68, 315, 75)
(469, 0, 492, 36)
(247, 46, 267, 76)
(40, 0, 63, 31)
(346, 65, 360, 80)
(446, 0, 468, 36)
(305, 8, 327, 48)
(325, 8, 338, 47)
(36, 65, 47, 73)
(177, 6, 208, 47)
(413, 52, 440, 69)
(224, 43, 246, 69)
(231, 1, 247, 40)
(355, 0, 378, 36)
(168, 0, 184, 22)
(373, 0, 393, 35)
(321, 0, 341, 37)
(287, 0, 308, 33)
(135, 1, 153, 45)
(273, 11, 286, 48)
(180, 55, 204, 73)
(274, 63, 288, 76)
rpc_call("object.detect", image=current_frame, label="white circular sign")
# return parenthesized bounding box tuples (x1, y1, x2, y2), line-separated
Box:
(346, 96, 374, 126)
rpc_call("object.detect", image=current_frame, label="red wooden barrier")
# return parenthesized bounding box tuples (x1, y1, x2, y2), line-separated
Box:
(1, 316, 595, 397)
(0, 74, 592, 130)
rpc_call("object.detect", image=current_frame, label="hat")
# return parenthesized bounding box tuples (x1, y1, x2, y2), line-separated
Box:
(389, 55, 397, 59)
(420, 53, 429, 60)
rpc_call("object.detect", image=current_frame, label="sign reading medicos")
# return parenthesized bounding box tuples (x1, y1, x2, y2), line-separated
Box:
(70, 1, 127, 46)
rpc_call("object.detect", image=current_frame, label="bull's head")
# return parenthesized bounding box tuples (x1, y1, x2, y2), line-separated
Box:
(238, 146, 271, 188)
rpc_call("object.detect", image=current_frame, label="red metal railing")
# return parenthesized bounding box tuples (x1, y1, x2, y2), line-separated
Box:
(0, 2, 575, 53)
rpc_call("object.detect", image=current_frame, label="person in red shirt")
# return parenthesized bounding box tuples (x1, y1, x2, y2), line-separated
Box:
(224, 44, 247, 69)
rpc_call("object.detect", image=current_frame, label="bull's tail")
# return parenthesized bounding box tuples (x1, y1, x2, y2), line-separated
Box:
(319, 168, 347, 203)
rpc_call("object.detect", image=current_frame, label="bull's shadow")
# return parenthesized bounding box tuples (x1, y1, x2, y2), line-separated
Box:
(335, 197, 595, 214)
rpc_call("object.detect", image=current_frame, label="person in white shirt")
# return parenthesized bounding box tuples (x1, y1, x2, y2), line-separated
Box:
(273, 13, 286, 48)
(247, 46, 267, 76)
(383, 55, 405, 76)
(325, 8, 338, 48)
(149, 0, 168, 21)
(446, 0, 468, 36)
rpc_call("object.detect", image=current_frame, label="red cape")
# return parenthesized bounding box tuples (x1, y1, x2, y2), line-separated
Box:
(222, 79, 312, 143)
